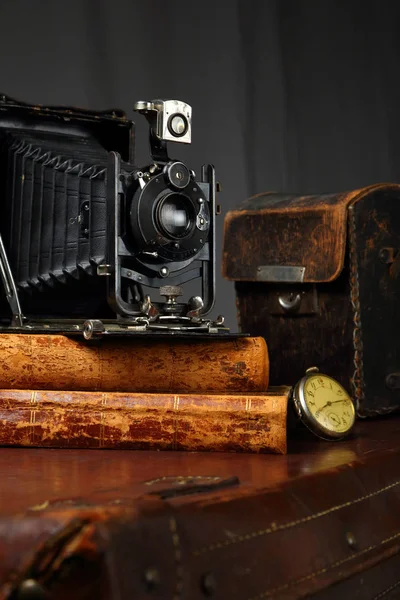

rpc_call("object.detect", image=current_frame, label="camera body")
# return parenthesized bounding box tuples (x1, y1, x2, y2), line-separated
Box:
(0, 94, 227, 337)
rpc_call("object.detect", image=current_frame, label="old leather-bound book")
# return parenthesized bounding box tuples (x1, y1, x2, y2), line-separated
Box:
(0, 387, 288, 454)
(223, 184, 400, 417)
(1, 417, 400, 599)
(0, 333, 269, 393)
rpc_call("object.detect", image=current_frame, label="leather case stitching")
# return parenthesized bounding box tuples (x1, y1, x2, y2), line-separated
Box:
(372, 578, 400, 600)
(247, 530, 400, 599)
(193, 477, 400, 555)
(348, 205, 365, 413)
(169, 517, 183, 600)
(348, 202, 396, 417)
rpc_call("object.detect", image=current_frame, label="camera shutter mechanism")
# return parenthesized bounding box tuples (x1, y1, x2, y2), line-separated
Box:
(130, 168, 209, 263)
(196, 200, 210, 232)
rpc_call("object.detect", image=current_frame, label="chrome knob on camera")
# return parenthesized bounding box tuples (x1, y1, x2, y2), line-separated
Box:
(159, 285, 183, 315)
(83, 319, 105, 340)
(187, 296, 204, 321)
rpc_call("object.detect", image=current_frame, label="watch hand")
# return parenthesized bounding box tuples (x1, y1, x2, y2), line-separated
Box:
(315, 398, 348, 418)
(315, 403, 328, 417)
(318, 399, 347, 412)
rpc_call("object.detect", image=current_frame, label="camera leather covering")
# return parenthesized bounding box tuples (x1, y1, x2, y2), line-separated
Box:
(223, 184, 400, 417)
(0, 94, 133, 318)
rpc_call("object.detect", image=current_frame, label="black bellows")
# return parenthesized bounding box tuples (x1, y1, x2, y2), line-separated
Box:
(0, 129, 111, 316)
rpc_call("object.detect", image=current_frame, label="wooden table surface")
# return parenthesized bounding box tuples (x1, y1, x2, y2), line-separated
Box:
(1, 416, 398, 517)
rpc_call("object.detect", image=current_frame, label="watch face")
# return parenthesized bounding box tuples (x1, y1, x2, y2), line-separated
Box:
(299, 373, 356, 439)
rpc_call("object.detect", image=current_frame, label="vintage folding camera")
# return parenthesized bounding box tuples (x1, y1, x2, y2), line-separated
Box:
(0, 95, 228, 338)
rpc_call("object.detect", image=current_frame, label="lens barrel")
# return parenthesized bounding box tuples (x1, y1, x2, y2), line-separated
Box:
(156, 193, 196, 239)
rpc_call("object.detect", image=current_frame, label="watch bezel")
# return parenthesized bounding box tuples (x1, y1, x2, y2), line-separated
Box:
(294, 372, 356, 441)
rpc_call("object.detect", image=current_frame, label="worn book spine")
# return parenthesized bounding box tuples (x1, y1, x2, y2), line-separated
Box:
(0, 387, 289, 454)
(0, 334, 269, 393)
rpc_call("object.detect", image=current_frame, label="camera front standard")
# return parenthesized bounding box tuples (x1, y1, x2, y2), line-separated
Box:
(0, 95, 227, 338)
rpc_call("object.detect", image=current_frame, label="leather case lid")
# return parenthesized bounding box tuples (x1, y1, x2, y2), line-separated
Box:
(222, 183, 400, 283)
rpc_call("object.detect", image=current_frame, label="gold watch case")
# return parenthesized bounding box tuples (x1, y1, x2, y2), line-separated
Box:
(292, 367, 356, 441)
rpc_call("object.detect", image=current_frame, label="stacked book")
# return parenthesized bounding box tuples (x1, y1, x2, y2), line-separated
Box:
(0, 334, 288, 453)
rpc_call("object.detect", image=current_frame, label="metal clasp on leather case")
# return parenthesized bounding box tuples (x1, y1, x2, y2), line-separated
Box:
(278, 292, 302, 313)
(256, 265, 306, 283)
(268, 285, 319, 316)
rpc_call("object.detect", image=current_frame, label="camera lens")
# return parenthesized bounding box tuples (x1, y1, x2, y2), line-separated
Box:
(165, 161, 191, 189)
(157, 193, 195, 239)
(168, 113, 188, 137)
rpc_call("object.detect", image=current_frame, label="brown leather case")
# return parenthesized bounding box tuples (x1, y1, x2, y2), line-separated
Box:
(0, 387, 288, 454)
(222, 184, 400, 417)
(0, 334, 269, 393)
(1, 418, 400, 599)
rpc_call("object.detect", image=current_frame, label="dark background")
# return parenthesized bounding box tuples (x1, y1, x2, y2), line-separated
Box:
(0, 0, 399, 329)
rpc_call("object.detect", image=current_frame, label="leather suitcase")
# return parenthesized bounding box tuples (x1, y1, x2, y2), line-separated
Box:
(1, 418, 400, 599)
(222, 184, 400, 417)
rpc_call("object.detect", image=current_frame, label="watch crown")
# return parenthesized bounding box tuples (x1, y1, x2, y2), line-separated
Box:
(306, 366, 319, 374)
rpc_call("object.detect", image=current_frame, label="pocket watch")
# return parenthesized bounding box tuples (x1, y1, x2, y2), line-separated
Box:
(291, 367, 356, 440)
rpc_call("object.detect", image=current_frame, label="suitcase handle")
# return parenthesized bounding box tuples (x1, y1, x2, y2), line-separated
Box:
(148, 475, 240, 500)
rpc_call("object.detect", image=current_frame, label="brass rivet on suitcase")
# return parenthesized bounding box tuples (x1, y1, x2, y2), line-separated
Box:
(201, 572, 217, 596)
(14, 579, 47, 600)
(346, 531, 357, 550)
(386, 373, 400, 390)
(379, 247, 397, 264)
(143, 567, 160, 591)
